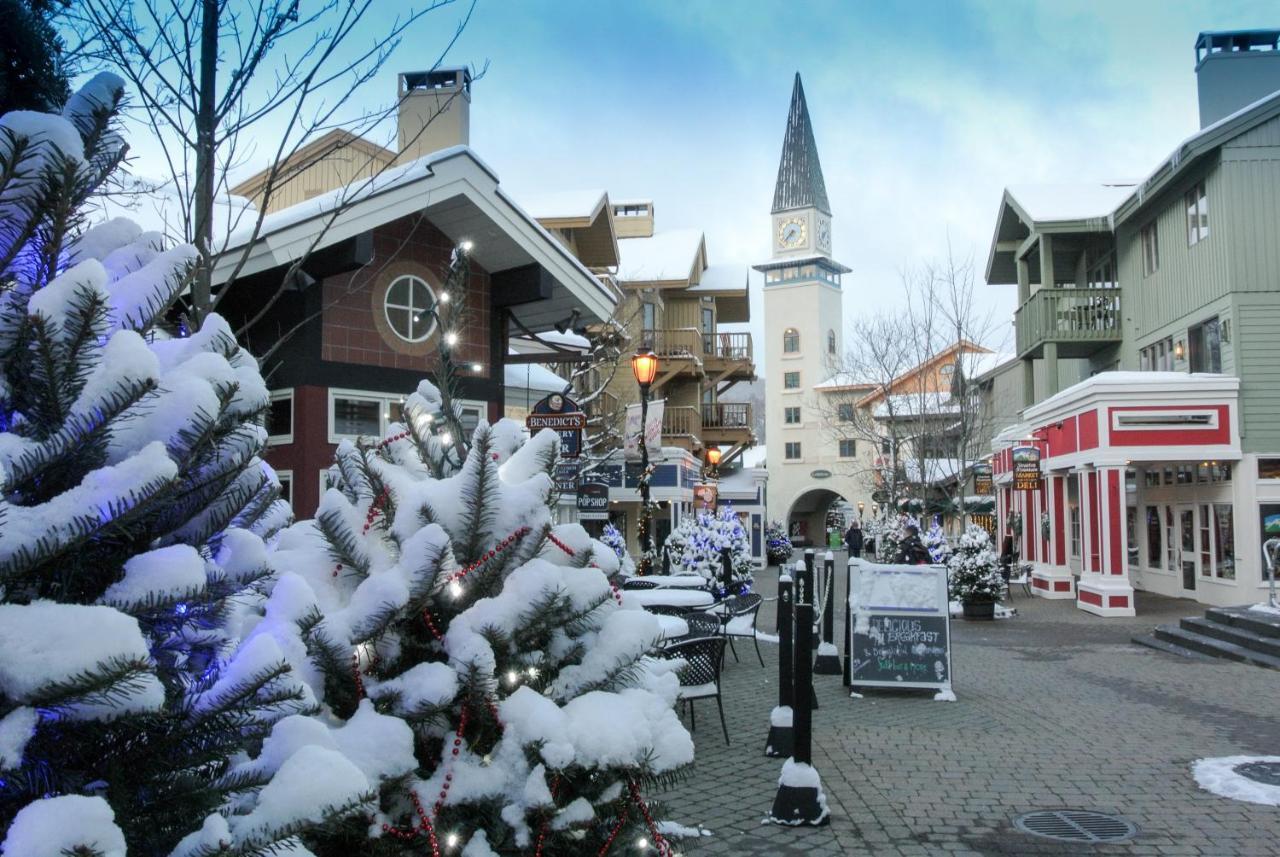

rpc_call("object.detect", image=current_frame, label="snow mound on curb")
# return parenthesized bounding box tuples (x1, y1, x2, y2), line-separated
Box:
(1192, 756, 1280, 806)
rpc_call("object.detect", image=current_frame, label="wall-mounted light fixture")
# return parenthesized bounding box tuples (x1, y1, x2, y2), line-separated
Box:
(1174, 340, 1186, 360)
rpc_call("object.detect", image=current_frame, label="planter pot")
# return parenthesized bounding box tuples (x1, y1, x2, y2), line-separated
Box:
(961, 600, 996, 620)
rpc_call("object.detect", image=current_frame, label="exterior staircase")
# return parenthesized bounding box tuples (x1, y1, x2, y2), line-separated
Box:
(1133, 606, 1280, 670)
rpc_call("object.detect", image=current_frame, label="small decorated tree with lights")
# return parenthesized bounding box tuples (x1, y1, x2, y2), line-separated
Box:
(664, 505, 754, 595)
(210, 246, 693, 856)
(0, 77, 329, 854)
(765, 520, 793, 566)
(947, 524, 1003, 613)
(924, 516, 952, 564)
(600, 522, 636, 577)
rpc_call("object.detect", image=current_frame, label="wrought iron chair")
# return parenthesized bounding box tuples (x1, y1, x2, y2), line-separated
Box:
(643, 603, 691, 617)
(622, 578, 661, 590)
(722, 593, 765, 667)
(683, 612, 723, 639)
(660, 636, 729, 745)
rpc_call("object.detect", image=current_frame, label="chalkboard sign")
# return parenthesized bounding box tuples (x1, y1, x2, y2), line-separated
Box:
(844, 560, 952, 692)
(850, 615, 949, 685)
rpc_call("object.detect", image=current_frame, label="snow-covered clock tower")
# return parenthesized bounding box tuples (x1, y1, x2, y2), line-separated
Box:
(755, 73, 860, 544)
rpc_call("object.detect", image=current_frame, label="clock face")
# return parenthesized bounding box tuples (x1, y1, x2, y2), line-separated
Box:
(816, 220, 831, 252)
(777, 217, 807, 249)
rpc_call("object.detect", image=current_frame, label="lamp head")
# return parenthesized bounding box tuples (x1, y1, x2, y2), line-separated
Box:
(631, 350, 659, 388)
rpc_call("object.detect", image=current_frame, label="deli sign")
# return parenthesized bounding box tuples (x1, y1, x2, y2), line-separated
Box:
(1012, 445, 1041, 491)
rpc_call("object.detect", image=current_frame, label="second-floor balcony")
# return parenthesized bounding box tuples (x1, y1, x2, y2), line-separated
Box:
(701, 402, 752, 446)
(1015, 287, 1122, 359)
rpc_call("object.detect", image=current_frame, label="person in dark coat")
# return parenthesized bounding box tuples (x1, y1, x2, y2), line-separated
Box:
(895, 524, 931, 565)
(845, 521, 864, 558)
(999, 533, 1017, 585)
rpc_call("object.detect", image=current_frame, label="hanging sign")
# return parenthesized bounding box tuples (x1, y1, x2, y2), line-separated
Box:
(844, 561, 952, 693)
(973, 462, 994, 495)
(576, 481, 610, 520)
(1011, 445, 1041, 492)
(526, 392, 585, 458)
(693, 483, 718, 510)
(623, 398, 665, 462)
(554, 459, 580, 495)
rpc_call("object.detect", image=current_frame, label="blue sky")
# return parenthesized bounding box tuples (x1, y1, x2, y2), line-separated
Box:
(110, 0, 1280, 363)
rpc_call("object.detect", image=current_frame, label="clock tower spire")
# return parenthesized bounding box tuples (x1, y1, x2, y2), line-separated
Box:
(768, 72, 837, 261)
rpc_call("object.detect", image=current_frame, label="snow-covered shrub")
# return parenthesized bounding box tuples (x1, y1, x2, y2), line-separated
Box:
(221, 362, 691, 854)
(947, 524, 1003, 604)
(765, 520, 793, 565)
(875, 513, 921, 563)
(0, 77, 308, 854)
(600, 521, 635, 576)
(924, 516, 952, 564)
(665, 505, 753, 593)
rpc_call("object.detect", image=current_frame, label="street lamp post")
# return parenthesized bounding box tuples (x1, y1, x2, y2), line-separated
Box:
(632, 350, 659, 574)
(857, 500, 865, 520)
(705, 446, 722, 480)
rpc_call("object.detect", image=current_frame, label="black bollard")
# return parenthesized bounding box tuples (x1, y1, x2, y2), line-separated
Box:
(815, 551, 841, 675)
(764, 564, 796, 758)
(767, 565, 830, 826)
(842, 558, 854, 686)
(720, 546, 734, 596)
(799, 551, 819, 710)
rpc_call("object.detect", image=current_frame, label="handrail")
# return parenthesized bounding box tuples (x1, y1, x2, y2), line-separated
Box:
(662, 405, 702, 437)
(640, 328, 704, 359)
(1015, 287, 1121, 355)
(702, 402, 752, 428)
(703, 331, 752, 361)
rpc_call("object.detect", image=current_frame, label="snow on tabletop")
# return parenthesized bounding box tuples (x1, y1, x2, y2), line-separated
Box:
(231, 744, 372, 841)
(0, 602, 164, 716)
(1192, 756, 1280, 806)
(770, 705, 792, 727)
(0, 705, 38, 769)
(1, 795, 126, 857)
(101, 543, 206, 606)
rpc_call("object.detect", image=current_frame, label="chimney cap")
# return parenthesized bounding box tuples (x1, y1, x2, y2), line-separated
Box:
(1196, 29, 1280, 67)
(399, 67, 472, 94)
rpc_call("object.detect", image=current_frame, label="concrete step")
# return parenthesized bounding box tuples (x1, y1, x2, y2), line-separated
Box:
(1130, 633, 1218, 662)
(1151, 624, 1280, 671)
(1180, 616, 1280, 658)
(1205, 606, 1280, 640)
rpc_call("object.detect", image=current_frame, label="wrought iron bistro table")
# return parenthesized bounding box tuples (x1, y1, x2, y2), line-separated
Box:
(623, 574, 710, 589)
(621, 588, 716, 611)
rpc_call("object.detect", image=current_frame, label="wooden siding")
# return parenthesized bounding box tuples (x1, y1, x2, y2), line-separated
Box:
(245, 146, 394, 214)
(1234, 291, 1280, 453)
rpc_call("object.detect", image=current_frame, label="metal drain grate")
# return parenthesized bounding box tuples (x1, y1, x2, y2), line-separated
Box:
(1014, 810, 1138, 844)
(1235, 761, 1280, 786)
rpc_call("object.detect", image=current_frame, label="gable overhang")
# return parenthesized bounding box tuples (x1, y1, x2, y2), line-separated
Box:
(212, 147, 619, 331)
(985, 190, 1118, 286)
(533, 192, 620, 269)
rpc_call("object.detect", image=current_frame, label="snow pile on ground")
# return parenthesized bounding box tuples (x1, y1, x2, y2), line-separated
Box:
(1248, 602, 1280, 617)
(1192, 756, 1280, 806)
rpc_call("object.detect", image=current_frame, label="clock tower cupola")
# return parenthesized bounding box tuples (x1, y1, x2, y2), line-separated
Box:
(769, 73, 836, 261)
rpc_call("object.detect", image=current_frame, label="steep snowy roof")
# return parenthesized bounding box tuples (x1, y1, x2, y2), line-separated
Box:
(689, 263, 748, 293)
(814, 371, 874, 392)
(961, 351, 1018, 380)
(616, 229, 705, 284)
(1005, 183, 1135, 224)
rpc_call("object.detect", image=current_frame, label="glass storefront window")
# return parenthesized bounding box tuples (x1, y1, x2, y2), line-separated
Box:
(1146, 506, 1161, 569)
(1199, 504, 1212, 577)
(1127, 506, 1139, 569)
(1213, 504, 1235, 579)
(1165, 506, 1177, 571)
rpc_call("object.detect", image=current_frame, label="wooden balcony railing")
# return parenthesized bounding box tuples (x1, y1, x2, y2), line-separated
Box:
(662, 405, 702, 437)
(639, 328, 703, 359)
(701, 402, 752, 429)
(702, 331, 752, 362)
(1015, 287, 1122, 358)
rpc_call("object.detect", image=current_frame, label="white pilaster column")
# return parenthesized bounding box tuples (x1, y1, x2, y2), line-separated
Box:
(1076, 464, 1135, 617)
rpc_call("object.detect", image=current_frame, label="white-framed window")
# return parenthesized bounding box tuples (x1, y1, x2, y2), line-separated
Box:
(1139, 337, 1174, 372)
(267, 388, 294, 445)
(838, 439, 856, 458)
(837, 403, 854, 422)
(1141, 221, 1159, 276)
(784, 406, 801, 424)
(783, 371, 800, 389)
(1186, 181, 1209, 246)
(384, 274, 438, 342)
(783, 328, 800, 354)
(275, 469, 293, 509)
(1259, 458, 1280, 480)
(784, 442, 802, 460)
(329, 387, 485, 444)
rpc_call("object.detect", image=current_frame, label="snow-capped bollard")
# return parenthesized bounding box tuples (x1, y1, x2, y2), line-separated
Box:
(815, 551, 841, 675)
(765, 567, 796, 758)
(767, 576, 830, 827)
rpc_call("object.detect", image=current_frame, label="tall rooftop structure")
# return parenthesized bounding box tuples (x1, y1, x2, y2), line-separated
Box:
(771, 73, 831, 216)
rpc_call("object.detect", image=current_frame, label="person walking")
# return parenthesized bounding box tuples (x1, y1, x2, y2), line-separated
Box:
(845, 520, 864, 558)
(895, 523, 931, 565)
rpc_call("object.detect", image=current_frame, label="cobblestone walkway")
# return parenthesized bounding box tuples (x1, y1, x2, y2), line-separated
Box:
(653, 556, 1280, 856)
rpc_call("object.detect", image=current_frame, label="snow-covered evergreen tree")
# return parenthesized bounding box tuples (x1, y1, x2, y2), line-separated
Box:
(874, 514, 920, 563)
(0, 77, 323, 854)
(924, 516, 951, 564)
(599, 522, 635, 577)
(213, 249, 692, 855)
(946, 524, 1003, 604)
(764, 520, 792, 566)
(664, 505, 753, 594)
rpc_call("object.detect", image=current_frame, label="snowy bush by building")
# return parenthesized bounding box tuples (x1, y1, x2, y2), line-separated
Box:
(924, 516, 952, 564)
(873, 513, 921, 563)
(219, 312, 692, 855)
(600, 521, 635, 576)
(0, 77, 313, 854)
(946, 524, 1003, 604)
(765, 520, 793, 566)
(664, 505, 754, 594)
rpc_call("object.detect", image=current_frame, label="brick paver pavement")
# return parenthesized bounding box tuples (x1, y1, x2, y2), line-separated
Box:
(652, 555, 1280, 856)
